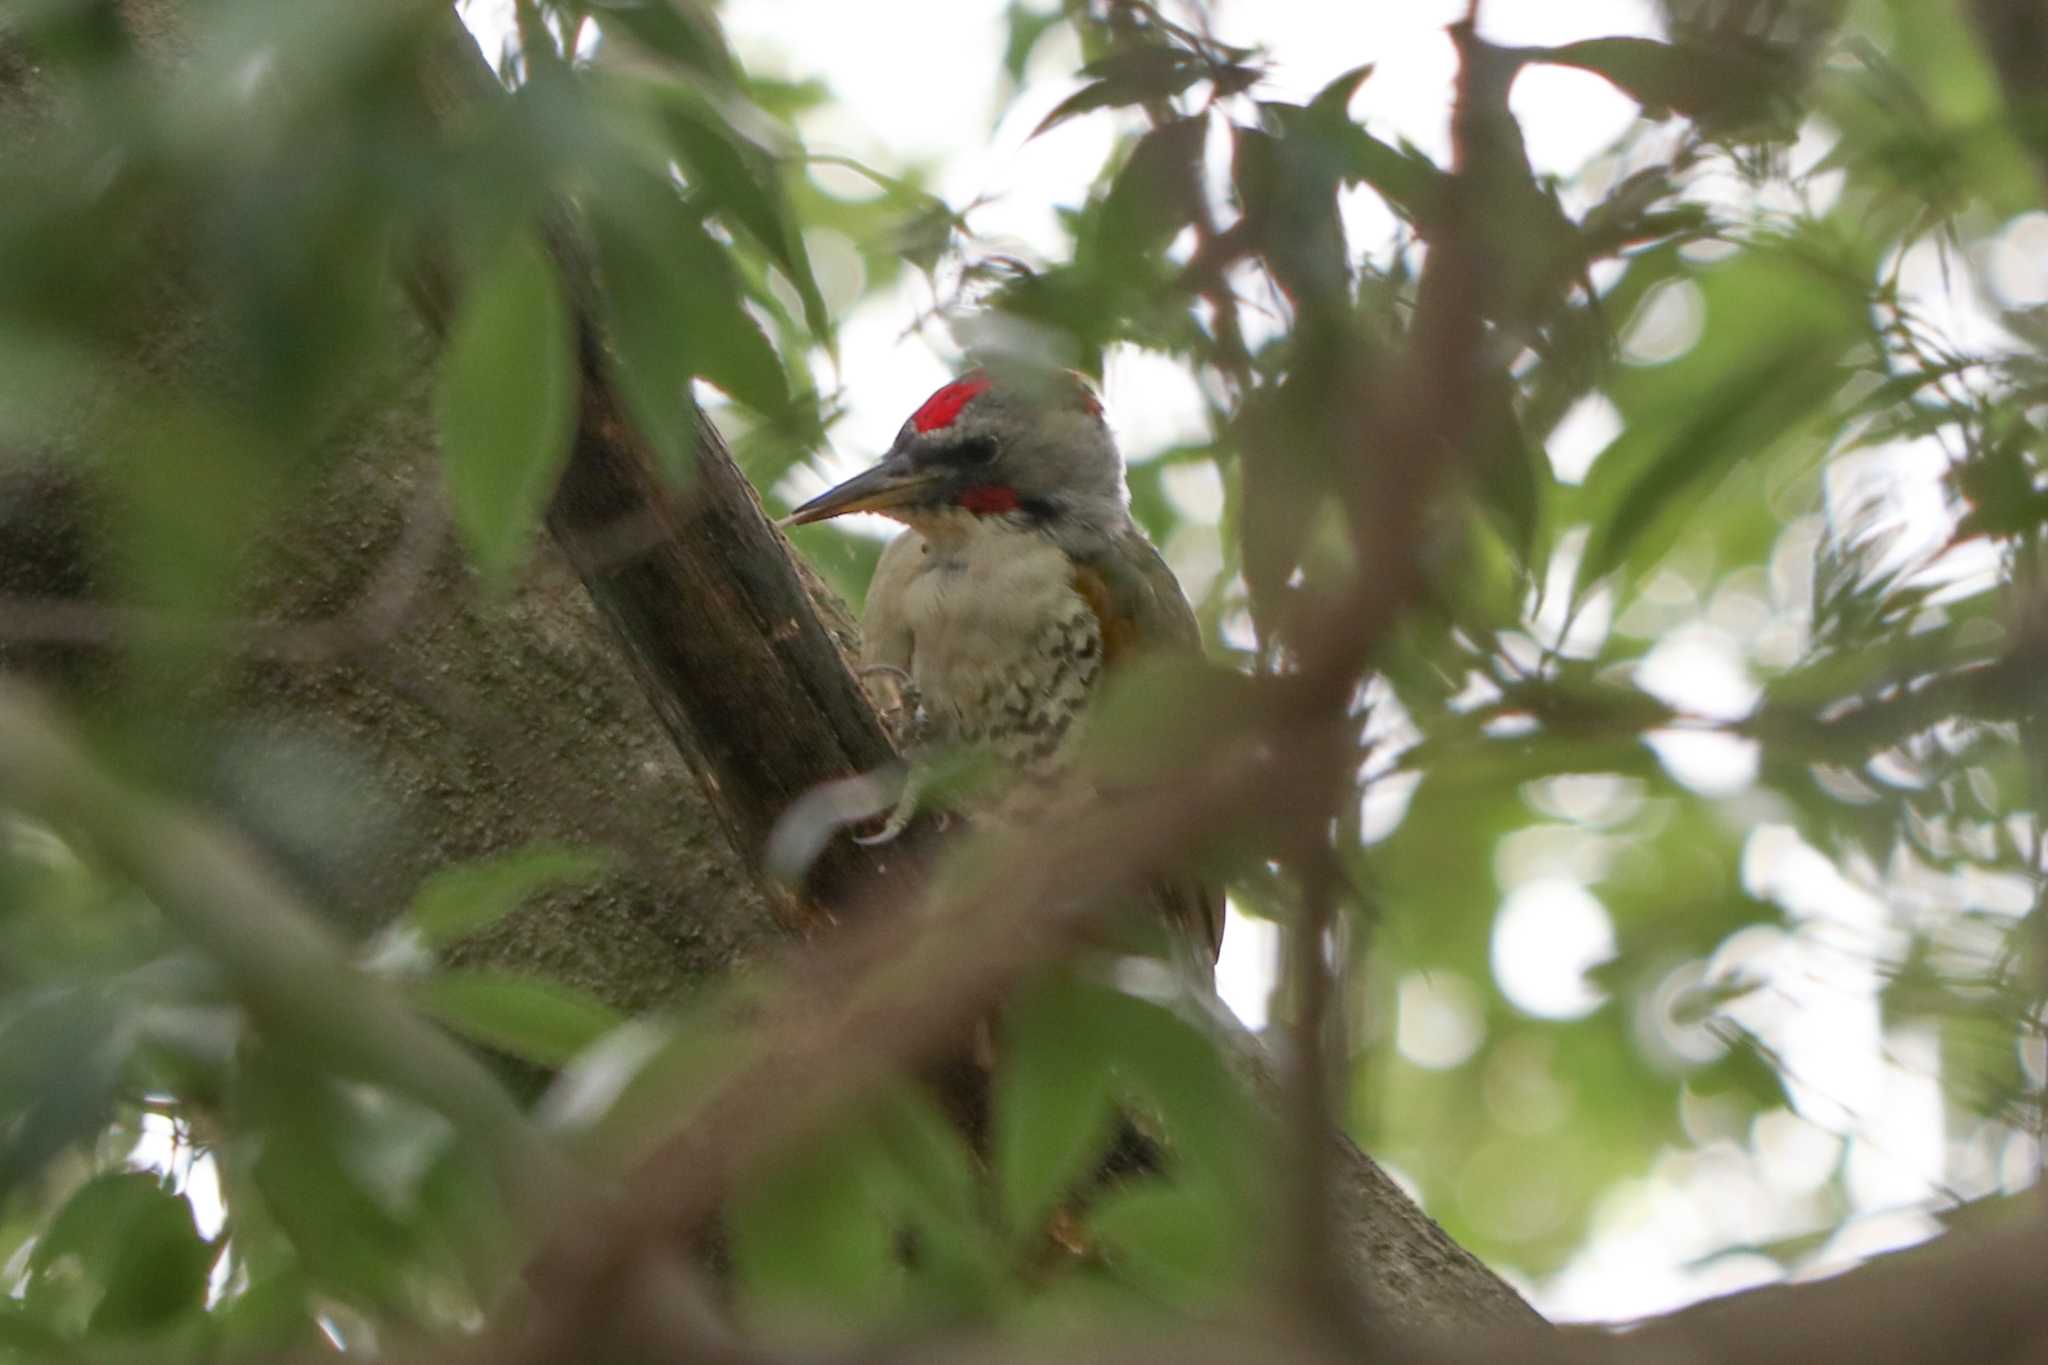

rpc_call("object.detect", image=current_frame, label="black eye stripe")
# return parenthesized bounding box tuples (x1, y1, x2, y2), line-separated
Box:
(938, 435, 999, 466)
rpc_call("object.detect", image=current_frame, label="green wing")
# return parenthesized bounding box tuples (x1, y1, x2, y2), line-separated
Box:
(1089, 524, 1203, 656)
(1082, 527, 1222, 962)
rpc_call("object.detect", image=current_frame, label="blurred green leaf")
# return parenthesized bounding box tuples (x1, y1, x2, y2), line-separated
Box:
(405, 845, 615, 951)
(730, 1124, 905, 1338)
(1001, 3, 1065, 85)
(1032, 47, 1205, 138)
(1233, 122, 1349, 305)
(994, 975, 1120, 1243)
(1308, 62, 1374, 118)
(410, 970, 623, 1067)
(435, 231, 579, 585)
(29, 1172, 216, 1335)
(1572, 244, 1870, 592)
(579, 0, 738, 86)
(1526, 36, 1795, 137)
(0, 1301, 88, 1364)
(1095, 116, 1207, 263)
(210, 1266, 318, 1357)
(0, 991, 130, 1198)
(1086, 1183, 1231, 1305)
(652, 87, 832, 343)
(592, 175, 789, 476)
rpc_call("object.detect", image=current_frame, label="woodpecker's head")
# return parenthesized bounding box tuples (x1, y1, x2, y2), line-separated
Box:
(783, 369, 1127, 541)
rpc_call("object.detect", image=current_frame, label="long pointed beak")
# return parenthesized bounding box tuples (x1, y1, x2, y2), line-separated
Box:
(780, 458, 946, 528)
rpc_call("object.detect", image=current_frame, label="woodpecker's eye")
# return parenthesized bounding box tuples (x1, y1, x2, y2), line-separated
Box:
(940, 435, 999, 467)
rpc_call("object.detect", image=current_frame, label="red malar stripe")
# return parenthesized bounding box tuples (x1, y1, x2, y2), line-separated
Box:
(956, 485, 1019, 515)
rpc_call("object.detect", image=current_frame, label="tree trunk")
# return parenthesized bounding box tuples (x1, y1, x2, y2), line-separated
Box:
(0, 2, 784, 1012)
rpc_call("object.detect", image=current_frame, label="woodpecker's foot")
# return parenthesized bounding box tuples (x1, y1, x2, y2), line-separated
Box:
(857, 662, 920, 709)
(852, 764, 948, 845)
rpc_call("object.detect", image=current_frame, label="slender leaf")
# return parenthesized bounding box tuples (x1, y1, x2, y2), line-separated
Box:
(656, 89, 832, 343)
(592, 175, 789, 477)
(411, 970, 624, 1067)
(1032, 47, 1204, 138)
(1527, 36, 1793, 138)
(405, 844, 615, 951)
(434, 231, 578, 585)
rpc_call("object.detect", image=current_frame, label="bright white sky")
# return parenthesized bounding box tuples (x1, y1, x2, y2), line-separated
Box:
(374, 0, 2039, 1328)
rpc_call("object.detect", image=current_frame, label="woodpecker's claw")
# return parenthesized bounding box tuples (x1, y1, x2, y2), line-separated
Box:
(857, 662, 914, 687)
(853, 763, 935, 845)
(852, 817, 910, 846)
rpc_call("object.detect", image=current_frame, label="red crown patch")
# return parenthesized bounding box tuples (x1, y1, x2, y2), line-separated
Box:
(911, 372, 993, 434)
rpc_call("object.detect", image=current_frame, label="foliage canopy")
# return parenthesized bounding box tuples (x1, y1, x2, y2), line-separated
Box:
(1, 0, 2045, 1354)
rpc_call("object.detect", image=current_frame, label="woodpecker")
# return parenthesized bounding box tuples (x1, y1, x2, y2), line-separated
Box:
(784, 367, 1221, 964)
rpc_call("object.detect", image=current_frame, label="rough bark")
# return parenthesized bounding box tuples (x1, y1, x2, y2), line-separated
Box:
(0, 0, 783, 1010)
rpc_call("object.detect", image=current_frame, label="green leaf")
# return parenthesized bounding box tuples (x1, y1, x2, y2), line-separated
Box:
(249, 1124, 411, 1308)
(1095, 116, 1207, 263)
(1469, 367, 1540, 563)
(0, 1301, 87, 1363)
(869, 1086, 982, 1230)
(434, 230, 579, 585)
(1085, 1183, 1232, 1304)
(1098, 995, 1258, 1204)
(0, 990, 129, 1198)
(592, 176, 789, 476)
(730, 1125, 904, 1339)
(1259, 101, 1446, 228)
(212, 1267, 318, 1356)
(1526, 36, 1793, 138)
(410, 970, 624, 1067)
(867, 1087, 1005, 1317)
(405, 844, 615, 951)
(1572, 244, 1869, 591)
(994, 975, 1120, 1242)
(581, 0, 738, 87)
(29, 1172, 217, 1335)
(1032, 47, 1204, 138)
(1001, 3, 1064, 85)
(1307, 62, 1374, 118)
(589, 204, 695, 478)
(655, 89, 832, 343)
